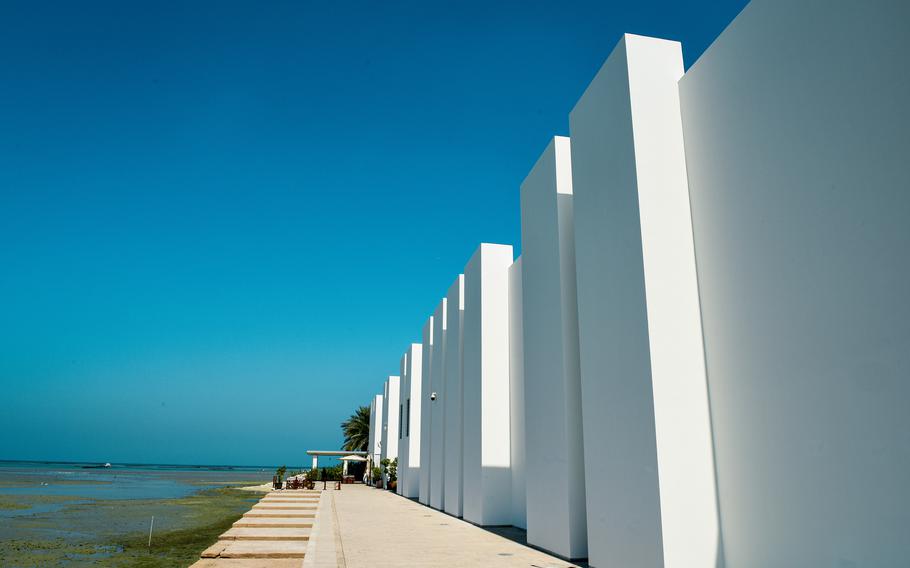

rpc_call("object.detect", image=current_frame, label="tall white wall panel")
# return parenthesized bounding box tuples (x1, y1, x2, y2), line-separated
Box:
(429, 299, 447, 510)
(508, 258, 526, 530)
(418, 319, 434, 505)
(369, 394, 383, 471)
(380, 379, 390, 463)
(376, 380, 389, 465)
(519, 136, 586, 558)
(570, 34, 718, 568)
(382, 376, 400, 463)
(462, 243, 514, 526)
(397, 352, 408, 495)
(679, 1, 910, 566)
(443, 275, 465, 518)
(400, 343, 423, 498)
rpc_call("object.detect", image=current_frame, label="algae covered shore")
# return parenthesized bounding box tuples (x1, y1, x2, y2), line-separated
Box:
(1, 487, 259, 567)
(0, 462, 268, 567)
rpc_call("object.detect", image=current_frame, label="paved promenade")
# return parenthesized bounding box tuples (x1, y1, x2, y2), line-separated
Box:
(193, 484, 583, 567)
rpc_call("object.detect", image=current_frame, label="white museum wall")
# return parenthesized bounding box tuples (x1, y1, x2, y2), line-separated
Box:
(402, 342, 423, 498)
(397, 351, 408, 495)
(462, 243, 514, 526)
(380, 379, 391, 464)
(419, 317, 434, 505)
(370, 393, 383, 471)
(430, 299, 448, 510)
(519, 136, 587, 558)
(508, 257, 526, 530)
(570, 33, 719, 567)
(679, 1, 910, 565)
(443, 275, 466, 518)
(384, 375, 400, 463)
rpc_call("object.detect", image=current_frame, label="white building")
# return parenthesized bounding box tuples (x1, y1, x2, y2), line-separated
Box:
(396, 351, 409, 494)
(380, 376, 400, 466)
(678, 1, 910, 565)
(397, 342, 423, 498)
(570, 33, 718, 568)
(508, 257, 525, 530)
(519, 137, 586, 557)
(418, 316, 434, 505)
(429, 299, 447, 510)
(368, 393, 383, 475)
(368, 3, 910, 566)
(462, 243, 514, 526)
(443, 275, 465, 518)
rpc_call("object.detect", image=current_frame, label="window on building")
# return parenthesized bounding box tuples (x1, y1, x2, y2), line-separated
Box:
(406, 398, 410, 436)
(399, 404, 403, 439)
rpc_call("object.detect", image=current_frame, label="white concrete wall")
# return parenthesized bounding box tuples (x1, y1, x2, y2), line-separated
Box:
(429, 299, 447, 510)
(418, 317, 434, 505)
(397, 351, 408, 495)
(443, 275, 465, 518)
(401, 342, 423, 498)
(570, 33, 719, 568)
(519, 136, 586, 558)
(383, 376, 400, 463)
(370, 394, 383, 472)
(679, 1, 910, 566)
(462, 243, 514, 526)
(380, 379, 390, 464)
(508, 257, 526, 530)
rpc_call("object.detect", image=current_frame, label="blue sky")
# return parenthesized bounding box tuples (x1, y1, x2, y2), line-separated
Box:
(0, 0, 747, 466)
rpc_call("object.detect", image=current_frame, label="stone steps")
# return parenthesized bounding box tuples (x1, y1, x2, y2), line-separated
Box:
(191, 489, 323, 565)
(221, 526, 311, 541)
(233, 517, 314, 528)
(252, 504, 318, 510)
(243, 511, 316, 518)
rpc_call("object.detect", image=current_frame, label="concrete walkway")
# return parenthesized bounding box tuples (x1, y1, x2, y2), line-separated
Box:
(312, 484, 584, 568)
(193, 484, 584, 567)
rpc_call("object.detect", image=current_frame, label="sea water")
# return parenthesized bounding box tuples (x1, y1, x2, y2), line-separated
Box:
(0, 460, 271, 501)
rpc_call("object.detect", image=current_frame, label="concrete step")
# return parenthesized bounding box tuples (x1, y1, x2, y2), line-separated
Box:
(234, 517, 314, 528)
(219, 539, 308, 558)
(260, 498, 320, 503)
(243, 511, 316, 518)
(200, 541, 229, 558)
(221, 527, 310, 541)
(252, 504, 317, 510)
(190, 559, 304, 568)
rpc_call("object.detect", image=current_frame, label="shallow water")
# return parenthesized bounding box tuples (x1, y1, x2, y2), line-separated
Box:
(0, 460, 271, 566)
(0, 462, 274, 546)
(0, 460, 272, 500)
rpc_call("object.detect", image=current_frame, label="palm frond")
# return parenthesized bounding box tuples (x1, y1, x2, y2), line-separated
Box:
(341, 405, 371, 452)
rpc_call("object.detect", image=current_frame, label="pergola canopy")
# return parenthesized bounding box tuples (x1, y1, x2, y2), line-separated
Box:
(339, 455, 368, 462)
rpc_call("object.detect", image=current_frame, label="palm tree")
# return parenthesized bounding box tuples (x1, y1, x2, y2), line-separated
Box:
(341, 405, 371, 451)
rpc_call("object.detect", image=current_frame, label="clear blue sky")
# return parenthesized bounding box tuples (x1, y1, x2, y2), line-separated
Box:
(0, 0, 747, 466)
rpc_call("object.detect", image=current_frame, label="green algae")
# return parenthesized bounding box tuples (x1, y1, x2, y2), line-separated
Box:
(0, 487, 264, 567)
(0, 498, 30, 510)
